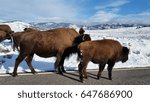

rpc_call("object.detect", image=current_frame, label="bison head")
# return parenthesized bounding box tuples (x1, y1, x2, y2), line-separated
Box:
(0, 31, 13, 42)
(121, 47, 130, 63)
(73, 34, 91, 46)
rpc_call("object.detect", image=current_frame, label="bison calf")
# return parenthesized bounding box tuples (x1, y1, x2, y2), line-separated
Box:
(77, 39, 129, 82)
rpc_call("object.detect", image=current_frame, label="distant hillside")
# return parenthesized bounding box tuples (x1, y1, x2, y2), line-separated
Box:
(1, 20, 150, 31)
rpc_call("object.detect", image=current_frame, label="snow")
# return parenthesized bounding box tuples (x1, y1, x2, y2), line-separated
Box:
(0, 21, 150, 74)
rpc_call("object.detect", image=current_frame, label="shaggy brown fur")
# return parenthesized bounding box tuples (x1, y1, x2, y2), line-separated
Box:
(0, 25, 14, 42)
(77, 39, 129, 82)
(59, 34, 91, 72)
(11, 28, 89, 76)
(0, 24, 14, 34)
(0, 31, 7, 42)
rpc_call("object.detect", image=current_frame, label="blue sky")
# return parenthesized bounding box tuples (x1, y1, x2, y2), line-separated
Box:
(0, 0, 150, 25)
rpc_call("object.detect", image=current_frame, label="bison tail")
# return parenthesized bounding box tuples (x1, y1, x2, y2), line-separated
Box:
(62, 45, 78, 60)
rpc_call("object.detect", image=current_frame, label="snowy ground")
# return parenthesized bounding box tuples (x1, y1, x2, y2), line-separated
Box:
(0, 21, 150, 74)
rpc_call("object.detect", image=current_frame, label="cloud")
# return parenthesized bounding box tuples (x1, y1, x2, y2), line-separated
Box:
(0, 0, 80, 22)
(114, 11, 150, 24)
(1, 0, 150, 25)
(95, 0, 130, 9)
(87, 11, 150, 25)
(85, 0, 130, 25)
(87, 11, 118, 24)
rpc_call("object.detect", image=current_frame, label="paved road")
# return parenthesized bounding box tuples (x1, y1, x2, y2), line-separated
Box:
(0, 68, 150, 85)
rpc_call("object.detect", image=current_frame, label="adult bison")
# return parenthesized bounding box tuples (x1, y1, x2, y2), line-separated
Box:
(11, 28, 91, 76)
(77, 39, 129, 82)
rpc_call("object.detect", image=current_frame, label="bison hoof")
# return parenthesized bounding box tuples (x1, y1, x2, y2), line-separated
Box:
(84, 76, 88, 79)
(11, 73, 18, 77)
(97, 76, 100, 80)
(32, 71, 37, 74)
(80, 80, 85, 83)
(62, 70, 66, 73)
(109, 78, 112, 80)
(57, 71, 63, 75)
(80, 77, 84, 83)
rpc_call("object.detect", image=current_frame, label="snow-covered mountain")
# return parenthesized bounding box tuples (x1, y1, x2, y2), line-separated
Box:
(31, 22, 150, 30)
(0, 21, 30, 32)
(1, 20, 150, 31)
(31, 22, 81, 30)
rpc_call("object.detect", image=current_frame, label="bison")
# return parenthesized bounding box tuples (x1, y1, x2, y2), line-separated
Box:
(11, 28, 91, 76)
(0, 24, 14, 34)
(0, 25, 14, 42)
(77, 39, 129, 82)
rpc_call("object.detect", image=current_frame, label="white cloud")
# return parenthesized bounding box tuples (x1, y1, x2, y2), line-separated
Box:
(86, 10, 150, 25)
(0, 0, 80, 22)
(88, 11, 118, 24)
(95, 0, 130, 9)
(86, 0, 130, 25)
(114, 12, 150, 24)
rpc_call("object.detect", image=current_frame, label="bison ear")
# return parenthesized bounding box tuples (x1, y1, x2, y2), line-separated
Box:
(79, 27, 85, 35)
(122, 47, 129, 55)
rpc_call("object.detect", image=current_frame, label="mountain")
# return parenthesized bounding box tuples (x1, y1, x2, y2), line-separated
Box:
(1, 20, 150, 31)
(30, 22, 81, 30)
(87, 23, 150, 30)
(31, 22, 150, 30)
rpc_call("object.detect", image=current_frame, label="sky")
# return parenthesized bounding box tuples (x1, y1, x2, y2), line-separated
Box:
(0, 0, 150, 25)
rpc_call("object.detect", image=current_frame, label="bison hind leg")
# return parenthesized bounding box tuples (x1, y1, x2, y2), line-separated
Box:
(97, 63, 106, 80)
(107, 61, 115, 80)
(12, 53, 27, 77)
(25, 54, 36, 74)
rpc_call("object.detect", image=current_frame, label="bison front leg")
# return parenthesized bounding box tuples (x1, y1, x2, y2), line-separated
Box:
(25, 54, 36, 74)
(107, 61, 115, 80)
(55, 53, 63, 75)
(97, 63, 106, 80)
(59, 57, 66, 73)
(12, 53, 27, 77)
